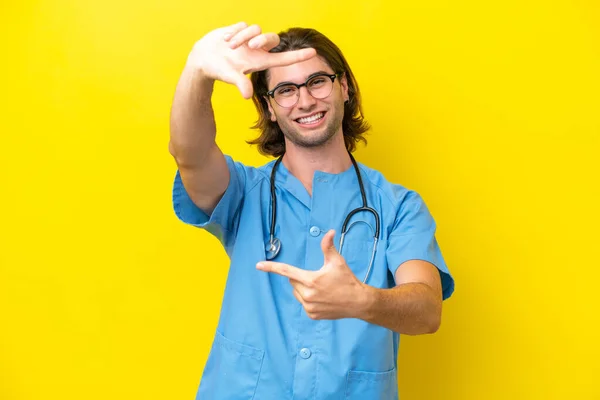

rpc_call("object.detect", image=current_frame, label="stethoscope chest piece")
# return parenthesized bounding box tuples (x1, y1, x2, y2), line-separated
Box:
(265, 237, 281, 260)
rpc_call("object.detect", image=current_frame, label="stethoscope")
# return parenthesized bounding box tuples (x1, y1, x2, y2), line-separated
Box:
(265, 152, 381, 283)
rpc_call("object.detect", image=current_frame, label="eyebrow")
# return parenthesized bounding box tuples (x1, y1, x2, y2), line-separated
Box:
(271, 70, 331, 90)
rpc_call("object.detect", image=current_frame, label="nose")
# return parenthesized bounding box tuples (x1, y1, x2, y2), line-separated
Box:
(296, 86, 317, 110)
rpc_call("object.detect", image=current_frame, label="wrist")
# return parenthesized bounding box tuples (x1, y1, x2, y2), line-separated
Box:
(180, 63, 215, 101)
(186, 63, 214, 86)
(353, 283, 377, 320)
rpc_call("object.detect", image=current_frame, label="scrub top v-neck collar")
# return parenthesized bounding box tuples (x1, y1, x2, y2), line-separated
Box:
(271, 157, 360, 210)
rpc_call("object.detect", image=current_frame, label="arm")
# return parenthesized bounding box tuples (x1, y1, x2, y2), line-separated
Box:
(169, 64, 229, 215)
(256, 231, 445, 335)
(169, 22, 317, 215)
(357, 260, 443, 335)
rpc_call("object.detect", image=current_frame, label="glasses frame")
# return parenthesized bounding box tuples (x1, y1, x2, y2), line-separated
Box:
(266, 73, 340, 108)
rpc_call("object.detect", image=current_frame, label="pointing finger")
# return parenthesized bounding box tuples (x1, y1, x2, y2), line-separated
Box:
(257, 261, 312, 283)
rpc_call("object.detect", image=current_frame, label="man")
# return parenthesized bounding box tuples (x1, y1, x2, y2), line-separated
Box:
(169, 21, 454, 399)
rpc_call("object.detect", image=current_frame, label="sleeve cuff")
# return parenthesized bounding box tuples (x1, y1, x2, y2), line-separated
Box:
(386, 229, 455, 300)
(171, 155, 244, 242)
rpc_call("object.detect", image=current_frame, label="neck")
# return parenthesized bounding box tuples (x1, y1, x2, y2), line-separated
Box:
(281, 133, 352, 196)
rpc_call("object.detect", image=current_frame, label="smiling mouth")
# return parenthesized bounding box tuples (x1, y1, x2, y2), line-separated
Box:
(295, 112, 325, 125)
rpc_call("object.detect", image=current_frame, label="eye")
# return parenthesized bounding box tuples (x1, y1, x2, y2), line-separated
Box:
(276, 86, 296, 96)
(309, 77, 326, 87)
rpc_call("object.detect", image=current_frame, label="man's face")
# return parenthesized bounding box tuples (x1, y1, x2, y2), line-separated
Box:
(265, 56, 349, 150)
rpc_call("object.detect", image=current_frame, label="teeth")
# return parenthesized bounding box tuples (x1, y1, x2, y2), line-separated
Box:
(297, 112, 324, 124)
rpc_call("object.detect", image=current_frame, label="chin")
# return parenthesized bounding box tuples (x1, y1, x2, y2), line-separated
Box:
(285, 128, 338, 149)
(280, 112, 343, 149)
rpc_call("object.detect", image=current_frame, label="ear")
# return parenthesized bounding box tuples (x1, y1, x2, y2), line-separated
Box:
(340, 73, 350, 103)
(263, 95, 277, 121)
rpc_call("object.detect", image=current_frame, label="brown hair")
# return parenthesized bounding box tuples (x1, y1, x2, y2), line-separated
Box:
(248, 27, 370, 157)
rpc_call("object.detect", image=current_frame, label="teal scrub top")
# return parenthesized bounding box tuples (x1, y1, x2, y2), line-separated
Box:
(172, 155, 455, 400)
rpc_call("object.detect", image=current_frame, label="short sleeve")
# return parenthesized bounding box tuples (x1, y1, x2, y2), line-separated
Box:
(386, 190, 455, 300)
(172, 155, 246, 248)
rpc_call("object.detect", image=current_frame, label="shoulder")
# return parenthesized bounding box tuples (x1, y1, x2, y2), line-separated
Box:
(224, 154, 273, 190)
(357, 160, 438, 239)
(356, 161, 427, 213)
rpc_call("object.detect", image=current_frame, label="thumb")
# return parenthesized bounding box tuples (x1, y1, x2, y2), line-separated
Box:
(320, 229, 339, 261)
(233, 73, 254, 99)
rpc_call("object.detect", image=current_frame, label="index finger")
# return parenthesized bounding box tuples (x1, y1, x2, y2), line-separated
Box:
(256, 261, 312, 283)
(257, 48, 317, 70)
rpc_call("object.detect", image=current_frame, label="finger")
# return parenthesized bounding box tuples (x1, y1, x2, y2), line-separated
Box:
(248, 32, 280, 50)
(256, 261, 312, 283)
(229, 24, 261, 49)
(320, 229, 339, 261)
(292, 287, 305, 304)
(257, 48, 317, 70)
(232, 73, 254, 99)
(223, 22, 248, 41)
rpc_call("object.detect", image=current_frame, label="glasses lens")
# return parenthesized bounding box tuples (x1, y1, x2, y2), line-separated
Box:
(307, 75, 333, 99)
(274, 85, 299, 108)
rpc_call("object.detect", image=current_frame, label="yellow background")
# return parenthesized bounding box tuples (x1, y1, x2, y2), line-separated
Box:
(1, 1, 599, 399)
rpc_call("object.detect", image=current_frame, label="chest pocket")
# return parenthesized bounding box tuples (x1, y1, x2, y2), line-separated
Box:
(340, 235, 389, 288)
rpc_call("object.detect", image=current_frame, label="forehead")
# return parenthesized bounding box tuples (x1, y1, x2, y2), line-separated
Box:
(267, 55, 333, 87)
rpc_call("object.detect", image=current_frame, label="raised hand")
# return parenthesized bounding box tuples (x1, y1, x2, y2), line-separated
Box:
(186, 22, 317, 99)
(256, 230, 370, 320)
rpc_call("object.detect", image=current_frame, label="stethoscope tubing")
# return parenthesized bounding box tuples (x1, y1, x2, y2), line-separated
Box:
(265, 152, 380, 283)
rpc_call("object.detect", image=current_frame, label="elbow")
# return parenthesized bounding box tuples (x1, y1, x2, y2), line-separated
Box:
(423, 298, 442, 334)
(168, 140, 178, 159)
(169, 139, 186, 162)
(425, 311, 442, 334)
(405, 302, 442, 336)
(404, 314, 441, 336)
(421, 286, 443, 334)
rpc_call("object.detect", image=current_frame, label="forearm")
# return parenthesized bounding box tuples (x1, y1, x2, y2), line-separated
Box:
(356, 283, 442, 335)
(169, 64, 217, 168)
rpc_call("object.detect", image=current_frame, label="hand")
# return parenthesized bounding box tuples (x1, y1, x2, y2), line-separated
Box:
(186, 22, 317, 99)
(256, 230, 371, 320)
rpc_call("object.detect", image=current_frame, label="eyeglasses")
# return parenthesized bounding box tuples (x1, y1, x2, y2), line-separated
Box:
(266, 73, 339, 108)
